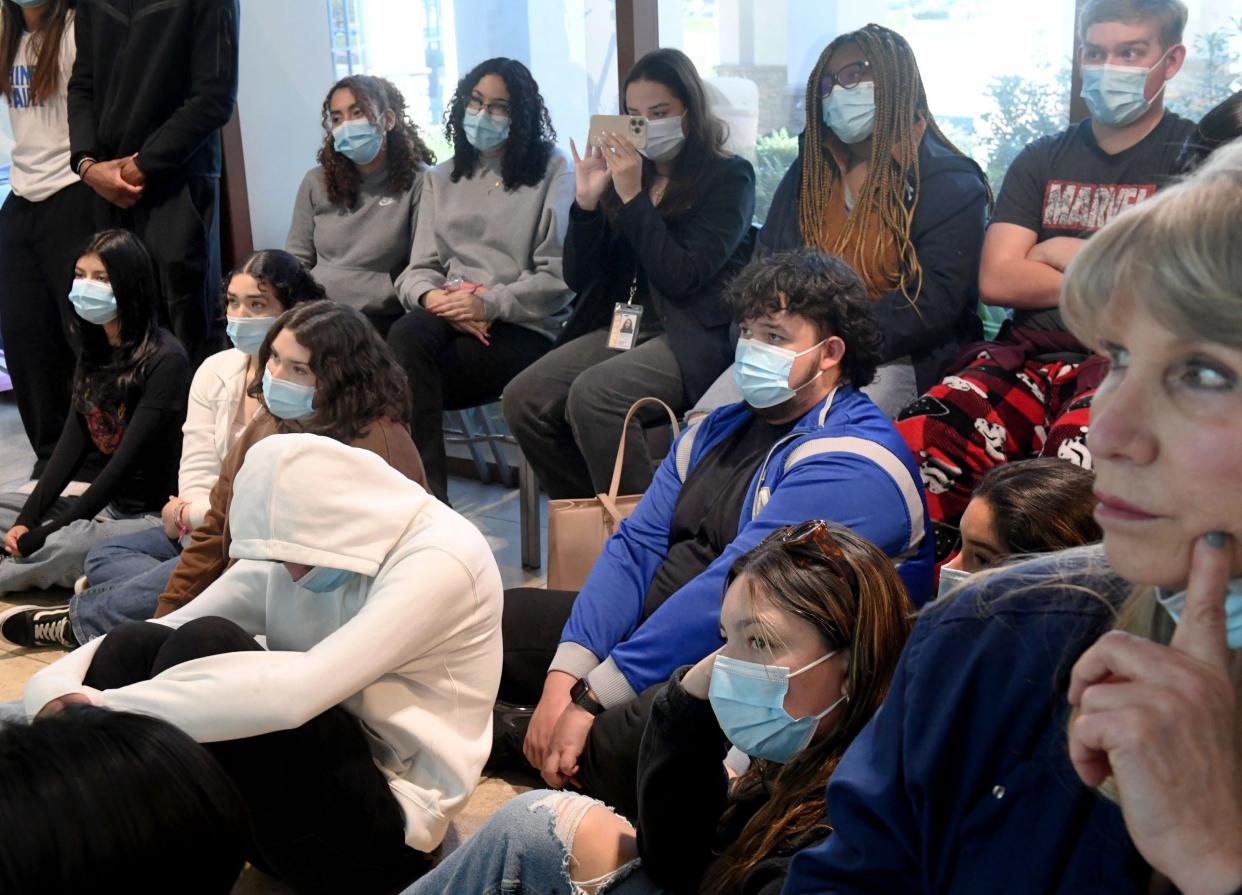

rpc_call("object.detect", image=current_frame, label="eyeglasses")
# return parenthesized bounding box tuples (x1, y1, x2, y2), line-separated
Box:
(466, 95, 511, 118)
(820, 60, 872, 96)
(776, 520, 854, 586)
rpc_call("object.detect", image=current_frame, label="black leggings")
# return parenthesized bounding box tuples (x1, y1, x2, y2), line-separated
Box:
(85, 618, 430, 895)
(499, 588, 660, 823)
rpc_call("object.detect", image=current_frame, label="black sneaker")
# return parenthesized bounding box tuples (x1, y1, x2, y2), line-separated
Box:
(0, 605, 79, 649)
(487, 700, 535, 771)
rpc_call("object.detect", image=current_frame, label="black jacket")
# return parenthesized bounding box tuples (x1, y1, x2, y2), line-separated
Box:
(559, 154, 756, 405)
(759, 130, 990, 394)
(635, 669, 826, 895)
(68, 0, 239, 184)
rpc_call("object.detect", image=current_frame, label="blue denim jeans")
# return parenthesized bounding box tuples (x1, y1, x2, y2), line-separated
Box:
(402, 790, 662, 895)
(70, 526, 182, 642)
(0, 492, 160, 595)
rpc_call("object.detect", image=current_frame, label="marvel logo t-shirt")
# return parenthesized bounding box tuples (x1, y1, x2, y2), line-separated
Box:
(990, 111, 1195, 332)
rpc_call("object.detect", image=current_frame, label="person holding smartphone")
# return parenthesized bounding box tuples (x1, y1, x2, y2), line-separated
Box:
(503, 48, 756, 500)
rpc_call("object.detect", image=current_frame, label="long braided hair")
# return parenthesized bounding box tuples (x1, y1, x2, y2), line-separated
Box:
(317, 75, 434, 209)
(798, 24, 983, 301)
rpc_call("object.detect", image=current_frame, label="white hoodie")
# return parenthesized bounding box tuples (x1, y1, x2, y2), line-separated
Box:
(25, 434, 504, 851)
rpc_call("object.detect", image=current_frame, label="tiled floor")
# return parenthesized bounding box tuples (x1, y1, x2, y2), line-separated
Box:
(0, 395, 546, 892)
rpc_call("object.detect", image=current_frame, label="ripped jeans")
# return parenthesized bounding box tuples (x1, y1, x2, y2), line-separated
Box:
(401, 790, 668, 895)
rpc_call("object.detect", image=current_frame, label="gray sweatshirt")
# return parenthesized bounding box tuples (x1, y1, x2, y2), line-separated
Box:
(285, 163, 425, 315)
(394, 148, 575, 339)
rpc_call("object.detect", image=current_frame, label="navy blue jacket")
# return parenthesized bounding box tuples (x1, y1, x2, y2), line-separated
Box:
(552, 386, 935, 708)
(559, 154, 756, 405)
(759, 129, 989, 395)
(782, 548, 1155, 894)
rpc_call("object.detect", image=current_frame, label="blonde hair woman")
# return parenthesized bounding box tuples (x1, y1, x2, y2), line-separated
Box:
(782, 142, 1242, 894)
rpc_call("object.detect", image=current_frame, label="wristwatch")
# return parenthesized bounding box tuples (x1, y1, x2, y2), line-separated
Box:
(570, 677, 606, 716)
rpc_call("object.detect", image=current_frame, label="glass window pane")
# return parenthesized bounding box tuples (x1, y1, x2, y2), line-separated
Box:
(324, 0, 618, 162)
(659, 0, 1077, 222)
(1165, 3, 1242, 122)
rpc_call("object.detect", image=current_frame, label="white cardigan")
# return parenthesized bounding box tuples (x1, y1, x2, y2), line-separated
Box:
(180, 348, 251, 528)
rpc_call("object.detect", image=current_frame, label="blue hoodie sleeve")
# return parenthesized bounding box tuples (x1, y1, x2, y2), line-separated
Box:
(869, 167, 989, 363)
(782, 567, 1133, 895)
(552, 423, 695, 680)
(586, 448, 922, 705)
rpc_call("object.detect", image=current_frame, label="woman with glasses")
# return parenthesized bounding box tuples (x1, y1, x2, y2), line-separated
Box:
(388, 57, 574, 502)
(697, 24, 990, 420)
(402, 521, 913, 895)
(503, 48, 755, 500)
(286, 75, 434, 329)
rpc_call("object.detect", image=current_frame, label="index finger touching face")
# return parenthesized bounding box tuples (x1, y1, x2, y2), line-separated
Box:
(1169, 532, 1235, 670)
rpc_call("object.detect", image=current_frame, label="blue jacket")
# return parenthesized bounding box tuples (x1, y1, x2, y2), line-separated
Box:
(783, 547, 1151, 894)
(552, 386, 935, 707)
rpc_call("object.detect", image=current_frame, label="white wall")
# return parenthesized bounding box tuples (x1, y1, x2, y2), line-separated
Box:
(237, 2, 335, 250)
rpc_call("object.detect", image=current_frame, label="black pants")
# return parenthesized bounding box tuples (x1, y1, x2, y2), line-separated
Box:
(387, 307, 553, 501)
(499, 587, 660, 822)
(84, 618, 430, 895)
(0, 182, 95, 472)
(100, 175, 225, 365)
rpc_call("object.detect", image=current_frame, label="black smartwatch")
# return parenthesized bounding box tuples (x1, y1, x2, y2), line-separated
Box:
(570, 677, 606, 716)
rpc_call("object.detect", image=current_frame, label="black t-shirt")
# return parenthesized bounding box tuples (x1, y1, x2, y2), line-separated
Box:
(641, 414, 796, 619)
(18, 330, 190, 542)
(991, 111, 1195, 332)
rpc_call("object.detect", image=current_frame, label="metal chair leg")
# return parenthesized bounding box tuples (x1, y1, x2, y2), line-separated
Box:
(518, 449, 541, 570)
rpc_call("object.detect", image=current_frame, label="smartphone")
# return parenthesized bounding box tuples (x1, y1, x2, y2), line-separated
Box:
(588, 114, 648, 150)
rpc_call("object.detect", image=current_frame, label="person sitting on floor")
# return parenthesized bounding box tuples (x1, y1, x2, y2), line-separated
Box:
(0, 229, 189, 596)
(0, 705, 249, 894)
(1, 300, 426, 650)
(496, 248, 935, 823)
(405, 521, 914, 895)
(945, 456, 1101, 574)
(22, 434, 503, 894)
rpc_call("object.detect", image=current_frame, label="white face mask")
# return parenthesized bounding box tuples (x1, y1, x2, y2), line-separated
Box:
(640, 115, 686, 163)
(1080, 47, 1171, 128)
(822, 81, 876, 144)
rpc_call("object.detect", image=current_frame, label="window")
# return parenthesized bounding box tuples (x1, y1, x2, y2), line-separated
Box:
(326, 0, 619, 162)
(659, 0, 1078, 221)
(1165, 2, 1242, 122)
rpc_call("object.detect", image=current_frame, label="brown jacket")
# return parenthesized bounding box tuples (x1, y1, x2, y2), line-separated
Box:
(155, 414, 428, 617)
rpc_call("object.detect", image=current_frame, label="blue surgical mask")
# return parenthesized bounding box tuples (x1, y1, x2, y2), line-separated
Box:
(225, 315, 276, 356)
(640, 115, 686, 163)
(709, 651, 847, 762)
(261, 367, 316, 421)
(822, 81, 876, 144)
(294, 565, 357, 594)
(1156, 579, 1242, 649)
(1081, 50, 1170, 128)
(463, 107, 510, 152)
(333, 118, 385, 165)
(68, 278, 118, 325)
(937, 565, 972, 601)
(733, 337, 826, 409)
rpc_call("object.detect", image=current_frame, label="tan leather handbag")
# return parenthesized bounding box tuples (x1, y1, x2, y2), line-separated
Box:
(546, 397, 681, 591)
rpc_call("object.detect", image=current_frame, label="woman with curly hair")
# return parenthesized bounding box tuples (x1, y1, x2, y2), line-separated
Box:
(1, 301, 429, 650)
(401, 521, 913, 895)
(0, 251, 327, 652)
(505, 48, 756, 500)
(389, 57, 574, 501)
(286, 75, 434, 328)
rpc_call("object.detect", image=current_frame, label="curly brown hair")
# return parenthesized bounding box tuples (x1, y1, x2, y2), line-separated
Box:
(247, 300, 410, 443)
(317, 75, 435, 209)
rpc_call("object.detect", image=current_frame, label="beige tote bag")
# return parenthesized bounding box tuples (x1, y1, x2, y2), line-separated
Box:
(546, 397, 681, 591)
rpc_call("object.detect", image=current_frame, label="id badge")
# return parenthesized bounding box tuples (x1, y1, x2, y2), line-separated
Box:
(607, 303, 643, 351)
